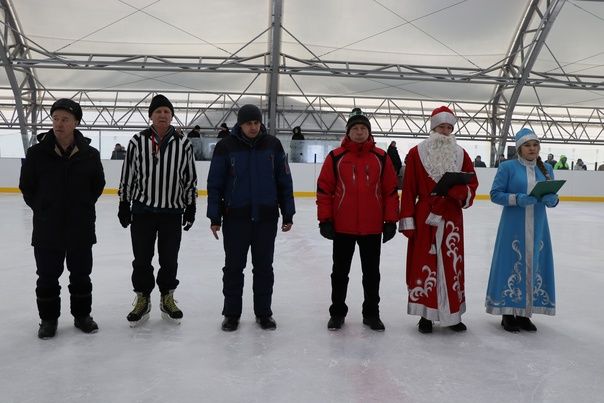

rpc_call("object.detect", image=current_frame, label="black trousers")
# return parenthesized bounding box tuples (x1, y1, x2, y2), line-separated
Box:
(329, 233, 382, 318)
(34, 246, 93, 320)
(221, 216, 278, 318)
(130, 212, 182, 295)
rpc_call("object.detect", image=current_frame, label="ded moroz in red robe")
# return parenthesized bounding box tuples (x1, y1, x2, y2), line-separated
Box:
(399, 141, 478, 325)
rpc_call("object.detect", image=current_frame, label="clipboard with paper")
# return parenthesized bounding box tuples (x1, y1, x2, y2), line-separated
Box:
(529, 179, 566, 199)
(431, 172, 475, 196)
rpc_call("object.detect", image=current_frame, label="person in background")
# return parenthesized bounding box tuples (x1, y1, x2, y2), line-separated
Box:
(387, 141, 403, 174)
(19, 98, 105, 339)
(399, 106, 478, 334)
(291, 126, 305, 140)
(187, 125, 201, 138)
(118, 94, 197, 327)
(473, 155, 487, 168)
(317, 108, 399, 332)
(217, 123, 230, 139)
(111, 143, 126, 160)
(486, 128, 558, 332)
(387, 141, 404, 189)
(545, 153, 557, 168)
(494, 153, 507, 168)
(554, 155, 569, 170)
(573, 158, 587, 170)
(207, 104, 295, 332)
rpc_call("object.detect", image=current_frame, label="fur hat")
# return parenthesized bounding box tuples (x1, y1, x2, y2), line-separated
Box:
(430, 106, 456, 131)
(50, 98, 83, 122)
(237, 104, 262, 125)
(515, 128, 539, 148)
(148, 94, 174, 117)
(346, 108, 371, 134)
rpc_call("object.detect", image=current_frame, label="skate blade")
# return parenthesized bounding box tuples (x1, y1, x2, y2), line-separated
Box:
(128, 313, 150, 328)
(161, 311, 182, 325)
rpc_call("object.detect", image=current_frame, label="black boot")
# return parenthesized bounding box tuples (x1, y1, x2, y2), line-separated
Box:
(363, 316, 385, 331)
(418, 317, 433, 334)
(36, 287, 60, 339)
(69, 283, 93, 319)
(74, 316, 99, 334)
(221, 316, 240, 332)
(38, 319, 58, 339)
(327, 316, 345, 331)
(256, 316, 277, 330)
(501, 315, 520, 332)
(449, 322, 467, 332)
(516, 316, 537, 332)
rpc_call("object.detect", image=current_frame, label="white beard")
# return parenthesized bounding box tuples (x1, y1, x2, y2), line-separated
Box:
(423, 131, 459, 180)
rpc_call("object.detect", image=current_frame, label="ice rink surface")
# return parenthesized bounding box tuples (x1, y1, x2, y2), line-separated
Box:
(1, 194, 603, 403)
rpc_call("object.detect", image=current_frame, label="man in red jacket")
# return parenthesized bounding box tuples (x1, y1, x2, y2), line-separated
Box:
(399, 106, 478, 334)
(317, 108, 399, 331)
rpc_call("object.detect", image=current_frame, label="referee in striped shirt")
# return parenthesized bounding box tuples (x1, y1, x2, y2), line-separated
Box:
(118, 94, 197, 327)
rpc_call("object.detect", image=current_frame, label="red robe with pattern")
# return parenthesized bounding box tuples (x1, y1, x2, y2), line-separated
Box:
(399, 141, 478, 325)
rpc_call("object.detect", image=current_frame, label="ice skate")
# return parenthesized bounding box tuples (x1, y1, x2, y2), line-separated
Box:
(160, 290, 183, 324)
(127, 293, 150, 327)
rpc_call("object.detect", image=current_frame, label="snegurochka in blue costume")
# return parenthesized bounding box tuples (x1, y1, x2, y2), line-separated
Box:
(485, 128, 559, 332)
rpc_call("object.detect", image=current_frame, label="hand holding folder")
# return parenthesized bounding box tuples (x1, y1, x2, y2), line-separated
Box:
(431, 172, 475, 196)
(529, 180, 566, 199)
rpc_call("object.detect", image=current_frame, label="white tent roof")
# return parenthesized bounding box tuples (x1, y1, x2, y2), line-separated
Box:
(2, 0, 604, 155)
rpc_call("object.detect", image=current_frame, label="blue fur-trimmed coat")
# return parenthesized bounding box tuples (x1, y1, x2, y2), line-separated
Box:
(485, 158, 557, 317)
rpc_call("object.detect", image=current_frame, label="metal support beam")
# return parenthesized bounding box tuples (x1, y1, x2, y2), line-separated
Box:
(0, 0, 38, 152)
(267, 0, 283, 136)
(490, 0, 566, 164)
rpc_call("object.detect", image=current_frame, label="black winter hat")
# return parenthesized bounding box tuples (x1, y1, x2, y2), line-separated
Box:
(346, 108, 371, 134)
(237, 104, 262, 125)
(50, 98, 83, 122)
(148, 94, 174, 117)
(220, 123, 228, 130)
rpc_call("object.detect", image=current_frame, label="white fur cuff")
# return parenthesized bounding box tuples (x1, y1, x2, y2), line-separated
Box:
(425, 212, 442, 227)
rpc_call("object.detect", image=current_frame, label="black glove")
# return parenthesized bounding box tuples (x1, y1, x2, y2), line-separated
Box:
(118, 201, 132, 228)
(382, 222, 397, 243)
(182, 203, 196, 231)
(319, 221, 335, 240)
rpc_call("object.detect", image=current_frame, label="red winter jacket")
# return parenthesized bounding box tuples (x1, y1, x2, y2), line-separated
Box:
(317, 136, 399, 235)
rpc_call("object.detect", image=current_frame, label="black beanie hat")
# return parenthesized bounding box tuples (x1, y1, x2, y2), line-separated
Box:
(148, 94, 174, 117)
(237, 104, 262, 125)
(50, 98, 83, 122)
(346, 108, 371, 134)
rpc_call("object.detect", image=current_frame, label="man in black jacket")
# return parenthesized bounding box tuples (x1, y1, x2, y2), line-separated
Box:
(19, 98, 105, 339)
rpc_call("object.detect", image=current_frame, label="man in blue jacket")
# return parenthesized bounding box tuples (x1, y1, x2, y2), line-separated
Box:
(207, 104, 295, 332)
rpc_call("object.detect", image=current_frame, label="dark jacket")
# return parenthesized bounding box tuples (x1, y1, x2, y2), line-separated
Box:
(19, 129, 105, 249)
(207, 124, 295, 224)
(111, 148, 126, 160)
(387, 144, 403, 173)
(317, 135, 399, 235)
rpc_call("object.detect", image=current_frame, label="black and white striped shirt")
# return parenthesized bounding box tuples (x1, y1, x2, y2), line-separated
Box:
(119, 127, 197, 209)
